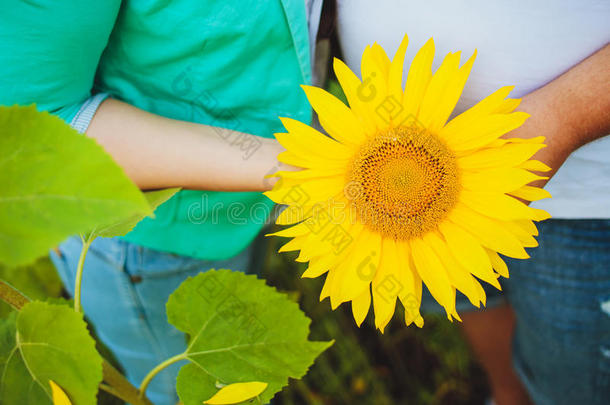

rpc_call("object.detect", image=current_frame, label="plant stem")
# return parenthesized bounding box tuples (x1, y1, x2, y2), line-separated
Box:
(99, 383, 122, 399)
(139, 353, 187, 398)
(0, 280, 28, 310)
(103, 361, 153, 405)
(74, 236, 93, 313)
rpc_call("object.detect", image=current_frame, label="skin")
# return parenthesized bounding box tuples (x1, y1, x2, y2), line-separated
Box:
(86, 98, 292, 191)
(461, 43, 610, 405)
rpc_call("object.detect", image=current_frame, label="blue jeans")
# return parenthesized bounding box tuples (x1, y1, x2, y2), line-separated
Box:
(504, 219, 610, 405)
(50, 236, 256, 405)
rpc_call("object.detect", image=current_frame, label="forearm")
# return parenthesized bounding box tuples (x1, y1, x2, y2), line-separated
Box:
(510, 44, 610, 183)
(87, 98, 287, 191)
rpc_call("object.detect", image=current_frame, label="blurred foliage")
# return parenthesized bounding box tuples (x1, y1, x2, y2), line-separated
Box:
(261, 234, 489, 405)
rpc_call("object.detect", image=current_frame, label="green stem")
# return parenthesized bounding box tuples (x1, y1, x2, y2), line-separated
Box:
(103, 361, 153, 405)
(139, 353, 187, 398)
(99, 383, 121, 399)
(74, 236, 93, 313)
(0, 280, 28, 310)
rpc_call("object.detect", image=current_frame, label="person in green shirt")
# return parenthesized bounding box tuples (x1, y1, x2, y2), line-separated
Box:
(1, 1, 319, 403)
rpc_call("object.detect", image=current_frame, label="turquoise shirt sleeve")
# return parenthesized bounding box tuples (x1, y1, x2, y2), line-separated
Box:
(0, 1, 121, 123)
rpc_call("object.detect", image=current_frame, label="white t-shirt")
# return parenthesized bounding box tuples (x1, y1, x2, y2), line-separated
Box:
(337, 0, 610, 218)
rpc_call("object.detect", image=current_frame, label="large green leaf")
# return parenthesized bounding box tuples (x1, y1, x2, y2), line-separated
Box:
(0, 105, 150, 266)
(167, 270, 333, 405)
(87, 188, 180, 239)
(0, 301, 103, 405)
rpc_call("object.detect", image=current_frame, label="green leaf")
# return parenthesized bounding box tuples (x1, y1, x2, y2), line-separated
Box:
(87, 187, 180, 239)
(0, 257, 63, 318)
(0, 105, 150, 266)
(0, 301, 103, 405)
(167, 270, 332, 405)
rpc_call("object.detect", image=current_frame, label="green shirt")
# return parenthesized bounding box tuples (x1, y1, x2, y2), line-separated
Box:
(0, 0, 311, 260)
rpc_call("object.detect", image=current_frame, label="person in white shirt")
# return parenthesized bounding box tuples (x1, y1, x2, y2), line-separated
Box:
(335, 1, 610, 404)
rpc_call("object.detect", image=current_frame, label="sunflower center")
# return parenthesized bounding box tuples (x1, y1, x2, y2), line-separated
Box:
(347, 125, 460, 240)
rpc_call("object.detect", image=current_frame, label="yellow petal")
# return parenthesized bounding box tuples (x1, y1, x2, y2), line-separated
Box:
(50, 381, 72, 405)
(508, 185, 552, 201)
(293, 198, 352, 260)
(457, 142, 545, 170)
(360, 45, 391, 128)
(488, 135, 547, 148)
(402, 37, 435, 118)
(277, 117, 354, 160)
(302, 254, 334, 278)
(388, 34, 409, 101)
(395, 240, 424, 326)
(419, 50, 476, 134)
(494, 97, 521, 114)
(332, 57, 378, 135)
(519, 159, 552, 172)
(460, 190, 545, 221)
(276, 149, 311, 168)
(437, 221, 501, 290)
(267, 222, 310, 238)
(264, 176, 345, 205)
(448, 203, 529, 259)
(445, 112, 530, 152)
(204, 382, 268, 405)
(331, 221, 367, 296)
(410, 235, 457, 319)
(486, 249, 509, 278)
(440, 86, 515, 135)
(272, 167, 346, 181)
(276, 149, 349, 170)
(296, 207, 354, 262)
(329, 222, 367, 309)
(278, 235, 306, 253)
(339, 230, 382, 302)
(461, 167, 545, 193)
(371, 42, 391, 78)
(352, 286, 372, 327)
(275, 205, 309, 225)
(515, 218, 540, 236)
(372, 237, 400, 332)
(301, 85, 366, 146)
(320, 270, 336, 301)
(495, 219, 539, 248)
(426, 231, 486, 307)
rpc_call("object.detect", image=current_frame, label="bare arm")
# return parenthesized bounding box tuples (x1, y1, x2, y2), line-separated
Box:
(510, 44, 610, 183)
(86, 98, 289, 191)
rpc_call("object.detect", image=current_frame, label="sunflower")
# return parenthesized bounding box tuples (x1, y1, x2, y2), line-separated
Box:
(265, 35, 551, 331)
